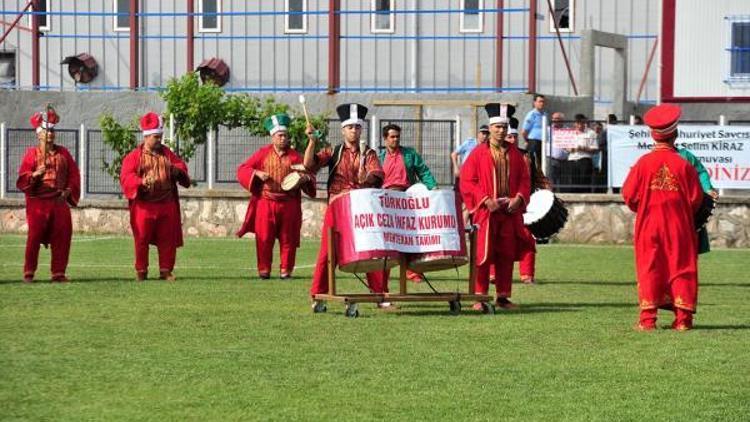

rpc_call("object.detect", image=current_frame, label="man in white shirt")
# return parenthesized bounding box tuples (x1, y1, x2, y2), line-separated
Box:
(567, 114, 598, 193)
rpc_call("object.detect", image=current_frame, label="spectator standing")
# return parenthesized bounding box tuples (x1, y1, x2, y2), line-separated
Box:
(547, 112, 569, 190)
(521, 94, 548, 170)
(567, 114, 598, 193)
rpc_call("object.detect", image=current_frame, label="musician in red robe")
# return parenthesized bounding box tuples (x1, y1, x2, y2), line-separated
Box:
(304, 103, 386, 312)
(460, 103, 531, 310)
(16, 107, 80, 282)
(507, 117, 550, 284)
(622, 104, 704, 331)
(236, 113, 316, 279)
(120, 112, 191, 281)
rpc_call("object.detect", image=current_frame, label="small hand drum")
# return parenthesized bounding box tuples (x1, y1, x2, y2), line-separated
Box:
(281, 164, 310, 191)
(522, 189, 569, 240)
(694, 193, 716, 231)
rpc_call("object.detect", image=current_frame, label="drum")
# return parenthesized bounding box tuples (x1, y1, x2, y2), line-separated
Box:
(281, 166, 312, 191)
(408, 253, 468, 273)
(281, 172, 302, 191)
(329, 191, 400, 273)
(694, 193, 716, 231)
(407, 188, 468, 273)
(522, 189, 568, 240)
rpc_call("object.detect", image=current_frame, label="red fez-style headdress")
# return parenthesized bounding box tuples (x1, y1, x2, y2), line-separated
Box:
(140, 112, 164, 136)
(30, 107, 60, 132)
(644, 104, 681, 142)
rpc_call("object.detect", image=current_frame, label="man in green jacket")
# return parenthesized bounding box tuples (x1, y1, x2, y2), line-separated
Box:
(378, 123, 437, 289)
(678, 147, 718, 254)
(378, 124, 437, 190)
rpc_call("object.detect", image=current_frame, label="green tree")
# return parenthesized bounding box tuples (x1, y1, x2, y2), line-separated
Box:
(99, 113, 138, 182)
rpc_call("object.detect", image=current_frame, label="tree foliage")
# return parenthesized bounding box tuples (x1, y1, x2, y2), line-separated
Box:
(98, 73, 331, 184)
(99, 113, 138, 182)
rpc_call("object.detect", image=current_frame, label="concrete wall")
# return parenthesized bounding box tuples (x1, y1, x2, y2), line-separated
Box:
(2, 192, 749, 248)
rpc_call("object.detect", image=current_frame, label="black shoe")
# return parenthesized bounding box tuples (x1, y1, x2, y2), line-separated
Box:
(280, 273, 292, 280)
(259, 273, 271, 280)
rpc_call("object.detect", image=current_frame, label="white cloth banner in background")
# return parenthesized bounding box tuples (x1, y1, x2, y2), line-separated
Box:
(348, 188, 461, 253)
(608, 125, 750, 189)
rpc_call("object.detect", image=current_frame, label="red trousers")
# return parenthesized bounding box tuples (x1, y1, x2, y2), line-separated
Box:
(24, 197, 72, 278)
(254, 198, 301, 275)
(130, 200, 180, 273)
(475, 214, 517, 298)
(518, 250, 535, 278)
(310, 208, 387, 296)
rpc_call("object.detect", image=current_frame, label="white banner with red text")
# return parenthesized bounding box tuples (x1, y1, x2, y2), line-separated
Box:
(338, 188, 463, 253)
(608, 125, 750, 188)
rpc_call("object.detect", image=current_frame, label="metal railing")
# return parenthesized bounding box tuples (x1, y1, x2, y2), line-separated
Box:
(3, 116, 749, 199)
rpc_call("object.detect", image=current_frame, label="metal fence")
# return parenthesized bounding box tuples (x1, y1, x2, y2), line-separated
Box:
(3, 118, 748, 198)
(545, 119, 748, 193)
(377, 119, 455, 186)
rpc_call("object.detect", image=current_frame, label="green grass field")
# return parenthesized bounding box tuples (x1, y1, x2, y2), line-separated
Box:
(1, 235, 748, 421)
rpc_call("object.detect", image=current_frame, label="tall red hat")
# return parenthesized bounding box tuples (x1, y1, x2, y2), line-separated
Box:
(644, 104, 681, 142)
(140, 112, 164, 136)
(29, 107, 60, 132)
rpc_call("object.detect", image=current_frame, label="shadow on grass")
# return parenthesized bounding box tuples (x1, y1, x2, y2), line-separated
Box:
(692, 324, 750, 331)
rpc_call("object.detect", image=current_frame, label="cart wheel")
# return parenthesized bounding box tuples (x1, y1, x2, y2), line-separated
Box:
(345, 303, 359, 318)
(481, 302, 495, 315)
(449, 300, 461, 315)
(312, 300, 327, 314)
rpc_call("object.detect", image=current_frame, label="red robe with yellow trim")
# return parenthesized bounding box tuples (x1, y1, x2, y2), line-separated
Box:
(236, 145, 316, 275)
(16, 145, 81, 278)
(120, 144, 190, 273)
(236, 144, 316, 238)
(459, 142, 531, 265)
(622, 147, 703, 312)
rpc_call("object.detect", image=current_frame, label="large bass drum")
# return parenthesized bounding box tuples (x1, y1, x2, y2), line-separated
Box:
(329, 191, 400, 273)
(522, 189, 568, 240)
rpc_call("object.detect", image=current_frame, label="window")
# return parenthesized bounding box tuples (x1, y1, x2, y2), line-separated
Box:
(28, 0, 50, 32)
(729, 20, 750, 83)
(460, 0, 483, 33)
(285, 0, 307, 33)
(113, 0, 130, 32)
(199, 0, 222, 33)
(549, 0, 574, 33)
(371, 0, 394, 34)
(0, 51, 16, 88)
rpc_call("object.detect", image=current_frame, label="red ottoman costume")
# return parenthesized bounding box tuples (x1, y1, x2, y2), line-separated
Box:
(622, 104, 704, 331)
(306, 104, 386, 301)
(120, 112, 190, 280)
(236, 113, 316, 279)
(460, 104, 531, 308)
(16, 108, 80, 282)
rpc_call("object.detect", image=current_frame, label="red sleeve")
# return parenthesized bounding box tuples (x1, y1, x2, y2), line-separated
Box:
(621, 163, 640, 212)
(119, 150, 143, 200)
(363, 149, 384, 188)
(516, 151, 531, 205)
(164, 147, 191, 188)
(237, 147, 268, 194)
(459, 148, 490, 214)
(16, 147, 39, 193)
(61, 147, 81, 207)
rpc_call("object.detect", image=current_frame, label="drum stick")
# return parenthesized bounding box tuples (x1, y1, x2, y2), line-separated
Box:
(298, 95, 312, 127)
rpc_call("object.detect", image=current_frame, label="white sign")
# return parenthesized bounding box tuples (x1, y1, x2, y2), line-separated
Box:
(551, 128, 578, 149)
(608, 125, 750, 189)
(349, 189, 461, 253)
